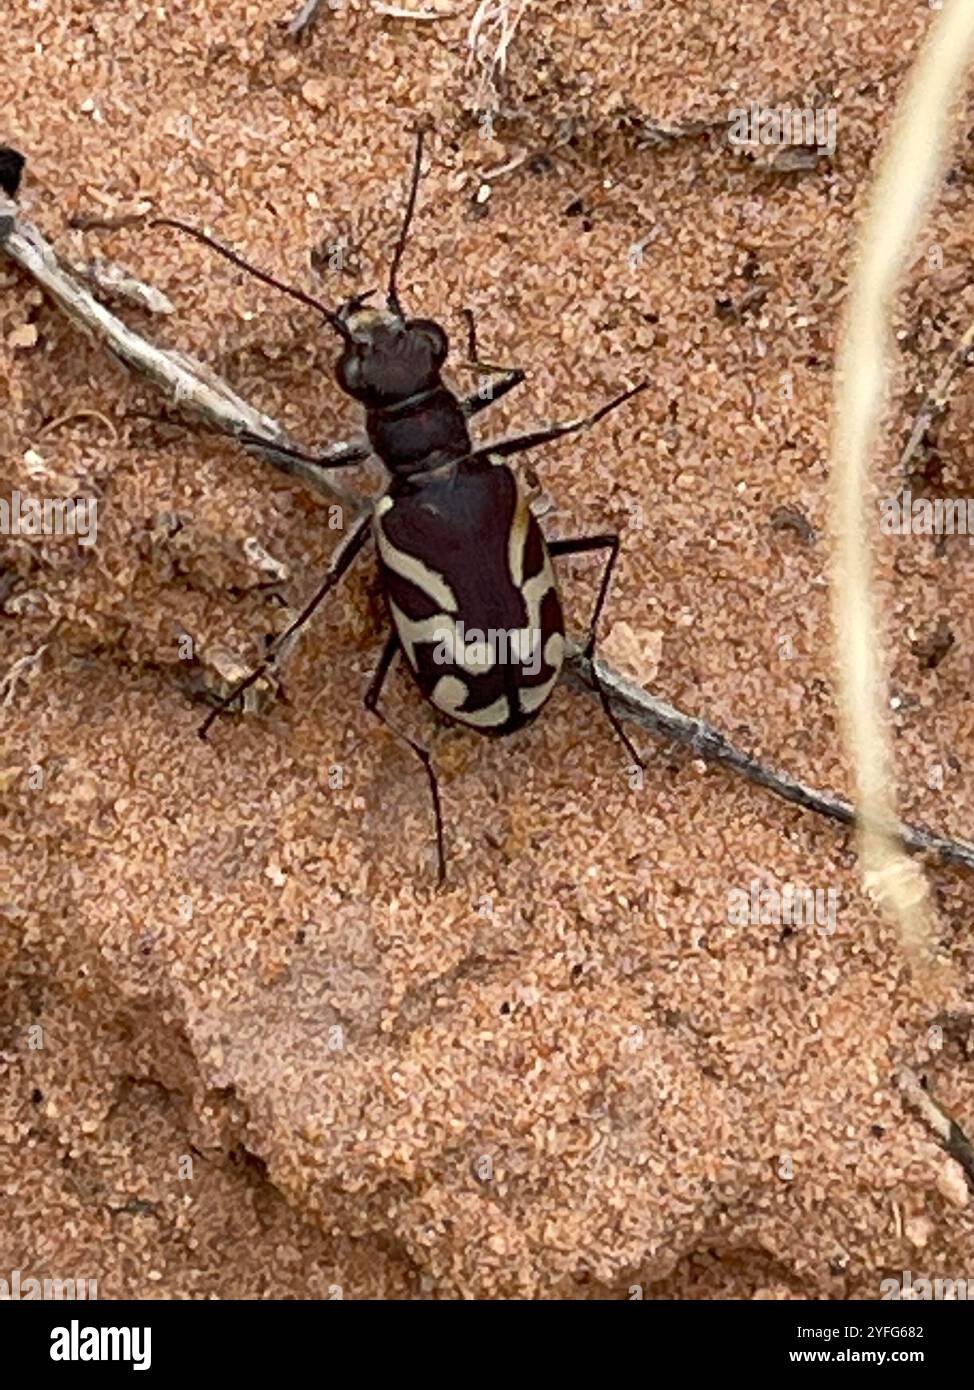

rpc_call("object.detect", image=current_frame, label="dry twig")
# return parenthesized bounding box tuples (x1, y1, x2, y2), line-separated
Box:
(565, 651, 974, 875)
(289, 0, 453, 35)
(68, 256, 175, 316)
(467, 0, 530, 103)
(373, 3, 455, 18)
(0, 636, 55, 708)
(898, 1068, 974, 1191)
(287, 0, 324, 39)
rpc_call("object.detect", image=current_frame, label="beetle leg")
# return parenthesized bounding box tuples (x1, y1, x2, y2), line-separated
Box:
(198, 509, 374, 740)
(469, 380, 648, 459)
(461, 369, 526, 419)
(458, 307, 526, 418)
(547, 532, 645, 771)
(461, 305, 522, 376)
(364, 634, 447, 886)
(132, 412, 372, 495)
(237, 432, 371, 469)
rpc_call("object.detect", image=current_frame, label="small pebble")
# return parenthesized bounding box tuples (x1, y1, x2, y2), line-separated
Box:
(8, 323, 38, 349)
(301, 80, 330, 112)
(936, 1160, 969, 1210)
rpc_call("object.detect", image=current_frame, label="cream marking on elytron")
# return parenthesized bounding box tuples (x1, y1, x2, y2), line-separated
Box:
(431, 676, 511, 727)
(373, 494, 458, 613)
(507, 478, 532, 588)
(518, 632, 566, 714)
(390, 601, 498, 677)
(502, 466, 565, 714)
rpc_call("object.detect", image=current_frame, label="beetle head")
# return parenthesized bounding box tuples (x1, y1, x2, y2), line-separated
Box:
(335, 299, 448, 409)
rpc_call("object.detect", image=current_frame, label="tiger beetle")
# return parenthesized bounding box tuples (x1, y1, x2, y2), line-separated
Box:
(153, 131, 647, 884)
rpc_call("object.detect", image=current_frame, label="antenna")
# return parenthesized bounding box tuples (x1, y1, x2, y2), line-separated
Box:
(386, 129, 426, 319)
(151, 218, 351, 341)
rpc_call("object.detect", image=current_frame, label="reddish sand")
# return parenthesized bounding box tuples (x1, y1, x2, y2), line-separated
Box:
(1, 1, 972, 1298)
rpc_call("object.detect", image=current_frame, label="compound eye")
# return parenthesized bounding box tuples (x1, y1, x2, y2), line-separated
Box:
(336, 351, 362, 392)
(406, 319, 448, 366)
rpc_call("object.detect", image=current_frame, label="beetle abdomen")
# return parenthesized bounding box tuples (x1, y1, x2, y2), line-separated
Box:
(373, 458, 565, 734)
